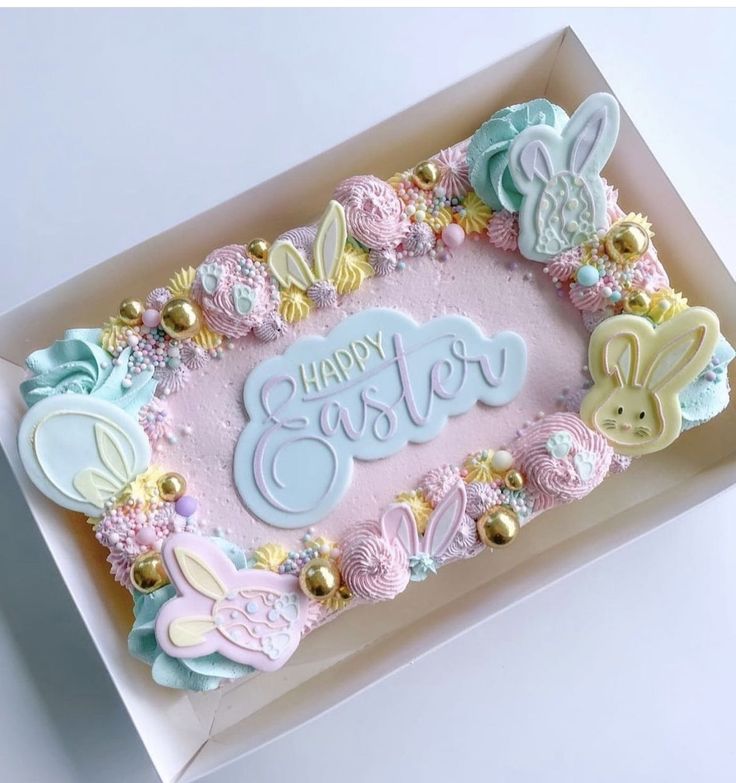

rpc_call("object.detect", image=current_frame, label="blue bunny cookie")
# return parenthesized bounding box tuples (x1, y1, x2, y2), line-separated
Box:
(508, 93, 620, 262)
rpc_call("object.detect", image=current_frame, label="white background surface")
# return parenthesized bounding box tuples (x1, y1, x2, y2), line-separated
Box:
(1, 8, 735, 782)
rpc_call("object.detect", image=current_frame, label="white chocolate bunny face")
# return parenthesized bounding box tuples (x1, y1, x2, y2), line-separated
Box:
(581, 308, 720, 456)
(508, 93, 620, 263)
(593, 386, 663, 450)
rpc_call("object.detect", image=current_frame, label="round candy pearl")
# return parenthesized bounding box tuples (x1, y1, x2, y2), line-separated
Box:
(441, 223, 465, 249)
(135, 526, 158, 547)
(576, 265, 600, 287)
(490, 449, 514, 472)
(175, 495, 198, 517)
(142, 309, 162, 328)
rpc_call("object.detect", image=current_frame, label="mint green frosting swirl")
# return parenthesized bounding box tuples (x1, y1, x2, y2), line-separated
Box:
(21, 328, 156, 416)
(408, 553, 437, 582)
(680, 336, 734, 431)
(128, 537, 254, 691)
(467, 99, 569, 212)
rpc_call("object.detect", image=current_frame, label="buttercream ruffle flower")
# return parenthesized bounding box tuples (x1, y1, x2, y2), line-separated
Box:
(464, 481, 502, 519)
(146, 287, 172, 311)
(440, 514, 484, 563)
(307, 279, 338, 308)
(467, 98, 568, 212)
(276, 225, 317, 265)
(333, 175, 408, 250)
(254, 311, 287, 342)
(339, 521, 410, 602)
(433, 141, 470, 199)
(402, 222, 436, 257)
(419, 464, 462, 506)
(487, 209, 519, 252)
(191, 245, 280, 339)
(369, 247, 398, 277)
(179, 340, 209, 370)
(154, 362, 190, 396)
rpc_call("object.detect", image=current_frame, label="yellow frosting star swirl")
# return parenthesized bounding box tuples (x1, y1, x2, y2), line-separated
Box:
(335, 245, 373, 295)
(456, 192, 492, 234)
(395, 489, 433, 534)
(252, 543, 288, 571)
(280, 285, 313, 323)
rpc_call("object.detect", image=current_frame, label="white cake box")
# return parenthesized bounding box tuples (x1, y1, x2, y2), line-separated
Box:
(0, 28, 734, 782)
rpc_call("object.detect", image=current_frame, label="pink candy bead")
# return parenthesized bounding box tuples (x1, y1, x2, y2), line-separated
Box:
(441, 223, 465, 249)
(135, 526, 157, 547)
(142, 309, 161, 328)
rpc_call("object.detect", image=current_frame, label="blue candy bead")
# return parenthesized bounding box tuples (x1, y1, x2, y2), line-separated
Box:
(576, 265, 600, 287)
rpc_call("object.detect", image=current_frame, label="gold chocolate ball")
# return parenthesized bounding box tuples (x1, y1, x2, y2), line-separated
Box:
(160, 298, 201, 340)
(130, 551, 169, 594)
(605, 221, 650, 266)
(119, 297, 144, 326)
(622, 290, 651, 316)
(336, 583, 353, 602)
(477, 505, 520, 548)
(412, 160, 440, 190)
(504, 469, 525, 491)
(157, 472, 187, 502)
(247, 237, 270, 263)
(299, 558, 340, 601)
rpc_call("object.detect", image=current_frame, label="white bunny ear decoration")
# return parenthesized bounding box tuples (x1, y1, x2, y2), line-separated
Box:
(518, 139, 555, 185)
(313, 200, 347, 283)
(421, 482, 467, 560)
(17, 394, 151, 517)
(267, 240, 315, 291)
(380, 503, 420, 555)
(268, 200, 348, 293)
(379, 483, 467, 580)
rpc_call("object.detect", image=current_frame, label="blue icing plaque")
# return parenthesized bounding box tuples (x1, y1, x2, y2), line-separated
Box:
(234, 309, 527, 528)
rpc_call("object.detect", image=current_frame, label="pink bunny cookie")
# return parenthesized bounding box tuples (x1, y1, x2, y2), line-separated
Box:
(155, 533, 309, 671)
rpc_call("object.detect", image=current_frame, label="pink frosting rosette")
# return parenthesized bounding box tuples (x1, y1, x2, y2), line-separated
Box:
(546, 247, 583, 282)
(569, 281, 609, 312)
(487, 210, 519, 252)
(191, 245, 280, 340)
(511, 412, 613, 509)
(339, 521, 410, 602)
(440, 513, 484, 564)
(333, 175, 408, 250)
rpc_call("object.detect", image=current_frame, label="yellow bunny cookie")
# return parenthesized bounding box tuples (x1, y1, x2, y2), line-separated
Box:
(581, 307, 720, 456)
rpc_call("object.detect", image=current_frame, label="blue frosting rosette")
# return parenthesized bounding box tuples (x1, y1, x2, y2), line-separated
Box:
(467, 98, 569, 213)
(21, 327, 156, 416)
(680, 336, 735, 430)
(128, 536, 255, 691)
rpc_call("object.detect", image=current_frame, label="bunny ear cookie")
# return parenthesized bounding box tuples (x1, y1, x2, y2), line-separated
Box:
(509, 92, 620, 262)
(581, 308, 720, 456)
